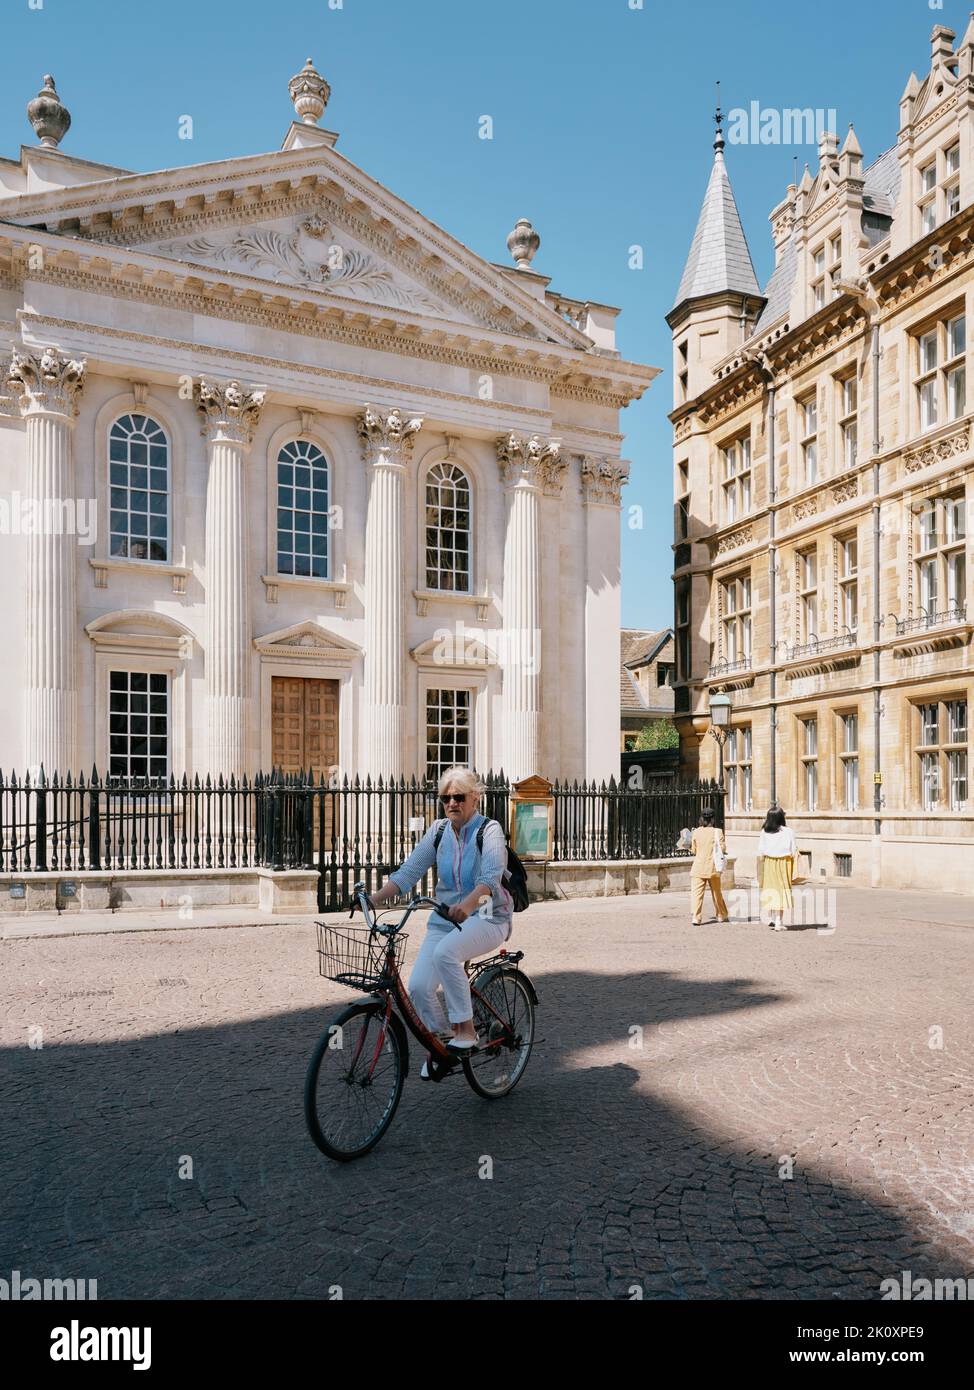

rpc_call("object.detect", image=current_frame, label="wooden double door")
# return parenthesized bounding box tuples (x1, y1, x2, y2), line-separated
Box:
(271, 677, 340, 781)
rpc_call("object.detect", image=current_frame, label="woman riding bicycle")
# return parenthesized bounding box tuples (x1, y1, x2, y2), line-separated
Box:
(369, 766, 512, 1066)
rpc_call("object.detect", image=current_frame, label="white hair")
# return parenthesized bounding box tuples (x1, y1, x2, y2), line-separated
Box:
(436, 766, 484, 801)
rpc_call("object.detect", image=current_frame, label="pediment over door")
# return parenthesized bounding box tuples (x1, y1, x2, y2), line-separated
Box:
(254, 620, 361, 662)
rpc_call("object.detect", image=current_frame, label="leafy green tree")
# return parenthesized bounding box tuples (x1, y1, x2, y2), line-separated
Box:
(634, 719, 679, 751)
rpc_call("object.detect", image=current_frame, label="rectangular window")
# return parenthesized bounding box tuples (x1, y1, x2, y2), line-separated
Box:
(916, 699, 969, 811)
(915, 313, 967, 433)
(721, 573, 752, 666)
(914, 493, 967, 622)
(721, 435, 751, 523)
(801, 716, 818, 811)
(800, 396, 818, 485)
(812, 245, 827, 309)
(798, 548, 818, 642)
(425, 688, 471, 780)
(839, 534, 859, 633)
(725, 724, 753, 812)
(676, 581, 691, 681)
(837, 374, 858, 470)
(839, 712, 859, 811)
(108, 671, 169, 782)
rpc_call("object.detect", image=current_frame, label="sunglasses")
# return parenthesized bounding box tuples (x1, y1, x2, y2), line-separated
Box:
(441, 793, 467, 804)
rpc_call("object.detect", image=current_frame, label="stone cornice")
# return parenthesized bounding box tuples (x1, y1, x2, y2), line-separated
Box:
(6, 345, 86, 418)
(195, 378, 266, 446)
(496, 433, 565, 494)
(17, 311, 558, 428)
(357, 405, 423, 467)
(0, 233, 652, 407)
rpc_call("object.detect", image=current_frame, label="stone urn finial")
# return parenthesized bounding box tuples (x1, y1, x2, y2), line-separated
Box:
(507, 217, 540, 270)
(288, 57, 330, 126)
(27, 74, 70, 149)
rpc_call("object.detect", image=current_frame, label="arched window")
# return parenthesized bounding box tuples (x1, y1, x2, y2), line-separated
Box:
(425, 460, 471, 592)
(109, 414, 170, 562)
(277, 440, 329, 579)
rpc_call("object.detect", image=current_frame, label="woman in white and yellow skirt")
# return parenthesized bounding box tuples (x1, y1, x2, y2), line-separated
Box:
(757, 807, 797, 931)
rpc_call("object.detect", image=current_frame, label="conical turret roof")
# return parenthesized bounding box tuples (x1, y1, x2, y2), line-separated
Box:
(671, 118, 761, 314)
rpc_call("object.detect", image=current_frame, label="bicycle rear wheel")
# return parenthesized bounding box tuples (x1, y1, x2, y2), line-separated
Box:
(304, 1001, 405, 1160)
(463, 966, 535, 1099)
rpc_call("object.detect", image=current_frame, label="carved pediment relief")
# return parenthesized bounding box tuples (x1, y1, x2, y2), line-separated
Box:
(254, 620, 361, 661)
(145, 209, 459, 320)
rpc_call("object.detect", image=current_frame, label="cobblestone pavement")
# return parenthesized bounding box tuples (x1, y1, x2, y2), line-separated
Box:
(2, 886, 973, 1300)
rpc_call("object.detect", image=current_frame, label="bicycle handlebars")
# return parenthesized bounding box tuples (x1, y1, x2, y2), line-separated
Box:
(350, 882, 461, 932)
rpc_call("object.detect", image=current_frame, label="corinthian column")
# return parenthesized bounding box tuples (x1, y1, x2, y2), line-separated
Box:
(358, 405, 423, 777)
(495, 433, 564, 780)
(196, 379, 265, 778)
(7, 347, 86, 775)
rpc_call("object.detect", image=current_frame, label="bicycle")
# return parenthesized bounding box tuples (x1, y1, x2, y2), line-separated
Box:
(304, 880, 538, 1161)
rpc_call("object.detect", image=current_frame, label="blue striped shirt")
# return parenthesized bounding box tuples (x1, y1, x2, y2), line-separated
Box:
(389, 814, 512, 926)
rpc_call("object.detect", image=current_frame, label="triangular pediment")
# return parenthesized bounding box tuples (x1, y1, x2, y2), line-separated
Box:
(142, 206, 461, 322)
(254, 620, 361, 660)
(0, 141, 589, 346)
(411, 634, 497, 668)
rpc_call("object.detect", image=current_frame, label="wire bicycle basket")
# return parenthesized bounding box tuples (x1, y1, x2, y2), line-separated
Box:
(316, 920, 406, 991)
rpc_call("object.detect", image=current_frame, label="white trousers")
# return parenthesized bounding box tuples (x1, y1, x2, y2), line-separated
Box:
(408, 913, 511, 1027)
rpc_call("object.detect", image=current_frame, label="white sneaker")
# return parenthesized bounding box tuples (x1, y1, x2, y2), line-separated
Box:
(420, 1060, 430, 1079)
(446, 1036, 479, 1051)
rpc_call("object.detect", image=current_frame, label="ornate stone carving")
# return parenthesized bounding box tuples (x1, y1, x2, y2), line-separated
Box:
(288, 57, 330, 126)
(496, 433, 564, 493)
(793, 496, 819, 521)
(903, 420, 970, 473)
(154, 217, 447, 314)
(716, 524, 753, 554)
(6, 346, 86, 417)
(580, 454, 629, 506)
(831, 476, 859, 504)
(27, 74, 70, 148)
(357, 405, 424, 466)
(195, 378, 265, 445)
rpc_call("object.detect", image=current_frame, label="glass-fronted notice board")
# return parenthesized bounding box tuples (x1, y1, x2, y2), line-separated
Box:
(509, 776, 554, 860)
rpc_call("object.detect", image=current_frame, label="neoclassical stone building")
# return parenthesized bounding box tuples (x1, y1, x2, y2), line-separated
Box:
(0, 64, 655, 786)
(670, 24, 974, 893)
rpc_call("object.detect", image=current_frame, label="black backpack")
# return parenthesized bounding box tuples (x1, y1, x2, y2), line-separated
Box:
(432, 817, 530, 912)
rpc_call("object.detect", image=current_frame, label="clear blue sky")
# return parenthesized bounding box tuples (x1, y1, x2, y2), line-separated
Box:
(1, 0, 966, 627)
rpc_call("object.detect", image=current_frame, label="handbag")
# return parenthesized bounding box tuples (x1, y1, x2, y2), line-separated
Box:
(712, 833, 727, 874)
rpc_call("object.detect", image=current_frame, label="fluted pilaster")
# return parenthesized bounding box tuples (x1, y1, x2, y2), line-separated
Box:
(495, 433, 562, 779)
(358, 405, 423, 776)
(196, 379, 265, 778)
(7, 347, 86, 774)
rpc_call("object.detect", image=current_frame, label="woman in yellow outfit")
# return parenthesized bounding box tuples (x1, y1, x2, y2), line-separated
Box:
(757, 806, 797, 931)
(689, 808, 729, 925)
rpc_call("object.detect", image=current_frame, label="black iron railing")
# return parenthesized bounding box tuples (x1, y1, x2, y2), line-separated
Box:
(0, 769, 724, 901)
(894, 606, 967, 637)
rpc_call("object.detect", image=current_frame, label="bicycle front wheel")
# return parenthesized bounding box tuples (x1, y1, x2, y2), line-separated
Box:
(463, 966, 535, 1099)
(304, 1002, 406, 1161)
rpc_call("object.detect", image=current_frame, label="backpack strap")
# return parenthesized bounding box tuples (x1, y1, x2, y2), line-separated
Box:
(433, 818, 448, 851)
(475, 816, 498, 854)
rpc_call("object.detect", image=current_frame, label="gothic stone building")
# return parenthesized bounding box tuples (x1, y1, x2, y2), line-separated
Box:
(0, 64, 655, 789)
(670, 24, 974, 893)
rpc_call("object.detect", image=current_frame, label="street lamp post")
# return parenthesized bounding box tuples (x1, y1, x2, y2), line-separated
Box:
(709, 690, 732, 788)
